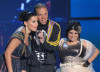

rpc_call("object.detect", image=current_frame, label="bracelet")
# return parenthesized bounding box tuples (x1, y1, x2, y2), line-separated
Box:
(83, 60, 90, 67)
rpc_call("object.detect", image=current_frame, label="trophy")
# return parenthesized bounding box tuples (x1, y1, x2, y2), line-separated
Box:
(34, 30, 47, 63)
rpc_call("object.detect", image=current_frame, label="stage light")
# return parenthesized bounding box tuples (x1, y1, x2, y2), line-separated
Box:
(26, 0, 31, 3)
(21, 3, 24, 10)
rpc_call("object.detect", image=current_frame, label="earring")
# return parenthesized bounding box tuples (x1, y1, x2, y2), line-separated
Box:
(77, 37, 80, 41)
(26, 26, 28, 34)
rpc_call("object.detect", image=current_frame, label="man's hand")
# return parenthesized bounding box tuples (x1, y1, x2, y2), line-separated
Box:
(38, 30, 44, 43)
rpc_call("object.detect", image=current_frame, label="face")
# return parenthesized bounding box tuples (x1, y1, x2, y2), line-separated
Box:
(26, 16, 38, 32)
(67, 30, 79, 42)
(36, 7, 48, 25)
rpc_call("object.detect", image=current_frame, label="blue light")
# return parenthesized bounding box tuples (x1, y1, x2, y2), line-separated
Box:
(26, 0, 31, 3)
(21, 3, 24, 10)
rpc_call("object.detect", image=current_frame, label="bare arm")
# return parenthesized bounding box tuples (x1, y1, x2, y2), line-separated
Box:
(88, 48, 99, 63)
(5, 38, 21, 72)
(83, 40, 99, 63)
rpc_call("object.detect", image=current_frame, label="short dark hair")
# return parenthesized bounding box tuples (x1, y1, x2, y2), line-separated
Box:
(34, 3, 47, 14)
(65, 20, 82, 40)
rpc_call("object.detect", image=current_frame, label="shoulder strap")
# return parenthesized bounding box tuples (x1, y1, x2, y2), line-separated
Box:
(10, 32, 24, 43)
(77, 39, 83, 57)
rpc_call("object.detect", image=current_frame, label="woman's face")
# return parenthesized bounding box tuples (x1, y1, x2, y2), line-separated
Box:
(67, 30, 79, 42)
(26, 16, 38, 32)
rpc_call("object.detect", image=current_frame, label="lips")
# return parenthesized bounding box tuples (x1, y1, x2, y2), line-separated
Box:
(70, 37, 76, 41)
(41, 19, 46, 23)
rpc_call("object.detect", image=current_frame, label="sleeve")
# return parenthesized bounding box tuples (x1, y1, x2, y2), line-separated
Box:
(59, 38, 66, 48)
(83, 39, 97, 60)
(5, 32, 24, 50)
(10, 32, 31, 57)
(10, 32, 24, 43)
(43, 23, 61, 50)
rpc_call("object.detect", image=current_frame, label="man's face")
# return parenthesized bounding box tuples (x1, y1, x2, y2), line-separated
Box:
(36, 7, 48, 25)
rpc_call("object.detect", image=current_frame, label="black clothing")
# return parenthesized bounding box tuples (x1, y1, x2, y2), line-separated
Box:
(29, 19, 61, 72)
(29, 65, 55, 72)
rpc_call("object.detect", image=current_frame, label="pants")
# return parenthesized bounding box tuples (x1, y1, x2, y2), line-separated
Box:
(29, 64, 55, 72)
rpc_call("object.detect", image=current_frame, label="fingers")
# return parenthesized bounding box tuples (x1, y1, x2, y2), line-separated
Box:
(38, 31, 43, 38)
(37, 31, 44, 43)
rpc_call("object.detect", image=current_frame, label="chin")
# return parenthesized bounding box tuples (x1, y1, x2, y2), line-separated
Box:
(41, 21, 47, 24)
(69, 39, 76, 42)
(32, 29, 37, 32)
(34, 30, 37, 31)
(42, 22, 46, 25)
(70, 40, 74, 42)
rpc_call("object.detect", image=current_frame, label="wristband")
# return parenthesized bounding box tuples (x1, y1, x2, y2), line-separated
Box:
(83, 60, 90, 67)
